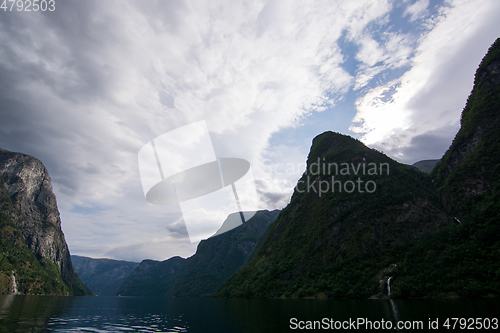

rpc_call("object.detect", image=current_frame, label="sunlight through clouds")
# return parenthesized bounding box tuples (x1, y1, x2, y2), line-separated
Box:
(1, 0, 499, 260)
(350, 0, 500, 162)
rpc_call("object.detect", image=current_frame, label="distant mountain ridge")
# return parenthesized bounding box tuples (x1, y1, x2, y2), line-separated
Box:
(0, 148, 91, 295)
(116, 256, 187, 297)
(411, 159, 439, 174)
(171, 209, 280, 297)
(71, 255, 139, 296)
(116, 209, 280, 297)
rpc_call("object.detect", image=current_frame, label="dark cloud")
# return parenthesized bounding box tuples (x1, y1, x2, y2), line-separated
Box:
(103, 243, 147, 263)
(255, 179, 290, 207)
(165, 219, 189, 238)
(372, 123, 460, 165)
(159, 91, 175, 108)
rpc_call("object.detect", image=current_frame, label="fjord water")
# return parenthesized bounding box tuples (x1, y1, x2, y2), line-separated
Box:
(1, 295, 499, 332)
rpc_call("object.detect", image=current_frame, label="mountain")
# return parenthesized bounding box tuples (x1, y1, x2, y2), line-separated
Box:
(215, 133, 454, 298)
(212, 211, 246, 237)
(215, 38, 500, 299)
(432, 38, 500, 218)
(390, 38, 500, 298)
(0, 149, 91, 295)
(171, 209, 280, 296)
(116, 256, 187, 297)
(71, 255, 139, 296)
(411, 159, 439, 174)
(116, 209, 280, 297)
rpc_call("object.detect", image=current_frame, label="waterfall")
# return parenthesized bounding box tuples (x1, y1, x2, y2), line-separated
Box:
(11, 271, 18, 295)
(387, 277, 392, 296)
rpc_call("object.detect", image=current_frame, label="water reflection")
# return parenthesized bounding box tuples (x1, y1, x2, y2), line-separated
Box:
(49, 297, 190, 332)
(0, 295, 73, 332)
(0, 294, 15, 320)
(0, 295, 499, 332)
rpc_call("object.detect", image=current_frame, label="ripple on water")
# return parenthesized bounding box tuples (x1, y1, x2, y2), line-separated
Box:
(48, 314, 189, 332)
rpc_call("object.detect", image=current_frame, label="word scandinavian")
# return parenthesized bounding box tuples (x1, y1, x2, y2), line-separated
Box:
(295, 158, 389, 195)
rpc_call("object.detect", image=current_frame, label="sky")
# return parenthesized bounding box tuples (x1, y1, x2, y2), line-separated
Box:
(1, 0, 499, 262)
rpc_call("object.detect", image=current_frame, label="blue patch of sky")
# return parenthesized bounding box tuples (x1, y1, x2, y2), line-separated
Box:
(379, 83, 400, 103)
(267, 0, 448, 153)
(337, 29, 361, 77)
(72, 205, 104, 215)
(355, 0, 447, 92)
(266, 30, 362, 151)
(266, 89, 359, 155)
(427, 0, 448, 17)
(382, 0, 446, 34)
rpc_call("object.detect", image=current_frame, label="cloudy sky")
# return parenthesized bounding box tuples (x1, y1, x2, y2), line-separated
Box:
(1, 0, 499, 262)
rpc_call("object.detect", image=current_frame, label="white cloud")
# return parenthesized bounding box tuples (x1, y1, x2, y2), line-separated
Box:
(2, 0, 497, 260)
(2, 0, 388, 259)
(350, 0, 500, 163)
(352, 33, 413, 90)
(404, 0, 430, 22)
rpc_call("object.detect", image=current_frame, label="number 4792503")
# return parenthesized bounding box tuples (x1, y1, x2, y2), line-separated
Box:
(443, 318, 498, 330)
(1, 0, 55, 12)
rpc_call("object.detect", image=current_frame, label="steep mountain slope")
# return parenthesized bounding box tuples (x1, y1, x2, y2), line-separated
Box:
(71, 255, 139, 296)
(116, 210, 279, 297)
(0, 149, 91, 295)
(389, 38, 500, 298)
(171, 209, 280, 296)
(433, 38, 500, 218)
(216, 133, 454, 298)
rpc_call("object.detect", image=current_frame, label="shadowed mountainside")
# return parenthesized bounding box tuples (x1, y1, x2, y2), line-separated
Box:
(215, 133, 454, 298)
(71, 255, 139, 296)
(116, 210, 280, 297)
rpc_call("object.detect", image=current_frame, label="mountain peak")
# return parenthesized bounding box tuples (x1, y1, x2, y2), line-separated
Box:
(216, 38, 500, 299)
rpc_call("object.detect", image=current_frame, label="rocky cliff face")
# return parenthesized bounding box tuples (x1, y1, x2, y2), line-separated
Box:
(0, 148, 91, 295)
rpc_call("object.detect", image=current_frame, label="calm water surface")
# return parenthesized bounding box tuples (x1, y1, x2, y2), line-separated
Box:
(0, 295, 499, 332)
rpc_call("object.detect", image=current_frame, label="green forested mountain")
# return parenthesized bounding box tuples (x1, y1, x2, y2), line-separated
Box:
(116, 210, 279, 297)
(216, 38, 500, 299)
(171, 209, 280, 296)
(215, 133, 454, 298)
(390, 37, 500, 298)
(116, 256, 188, 297)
